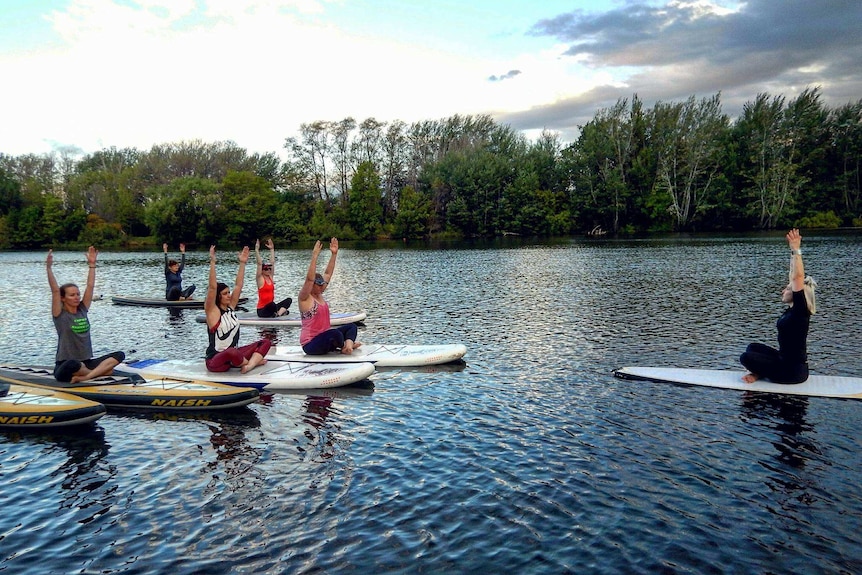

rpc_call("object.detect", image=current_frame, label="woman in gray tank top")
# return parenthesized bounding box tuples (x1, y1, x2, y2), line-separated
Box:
(48, 246, 125, 383)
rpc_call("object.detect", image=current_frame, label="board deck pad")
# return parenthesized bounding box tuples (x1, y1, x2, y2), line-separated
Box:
(122, 358, 376, 390)
(194, 310, 367, 327)
(270, 343, 467, 366)
(614, 366, 862, 399)
(0, 365, 260, 410)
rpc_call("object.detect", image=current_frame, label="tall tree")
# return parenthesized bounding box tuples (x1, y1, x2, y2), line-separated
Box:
(331, 117, 357, 201)
(348, 161, 383, 239)
(649, 94, 728, 230)
(828, 100, 862, 218)
(735, 90, 824, 228)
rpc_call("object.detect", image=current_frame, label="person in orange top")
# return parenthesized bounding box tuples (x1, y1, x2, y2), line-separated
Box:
(254, 238, 292, 317)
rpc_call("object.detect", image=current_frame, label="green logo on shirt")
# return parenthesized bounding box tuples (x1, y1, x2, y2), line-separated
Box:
(71, 317, 90, 334)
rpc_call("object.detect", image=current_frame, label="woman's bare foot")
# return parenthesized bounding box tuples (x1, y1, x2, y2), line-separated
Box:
(241, 355, 267, 373)
(341, 340, 354, 354)
(742, 372, 759, 383)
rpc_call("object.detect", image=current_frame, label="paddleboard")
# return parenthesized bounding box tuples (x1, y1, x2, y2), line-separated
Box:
(111, 295, 248, 308)
(193, 310, 367, 327)
(0, 365, 260, 410)
(122, 358, 376, 391)
(613, 366, 862, 400)
(269, 343, 467, 366)
(0, 381, 106, 429)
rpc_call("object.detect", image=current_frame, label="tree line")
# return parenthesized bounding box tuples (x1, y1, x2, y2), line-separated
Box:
(1, 86, 860, 249)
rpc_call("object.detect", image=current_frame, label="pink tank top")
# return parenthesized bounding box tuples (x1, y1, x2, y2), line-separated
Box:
(300, 298, 331, 345)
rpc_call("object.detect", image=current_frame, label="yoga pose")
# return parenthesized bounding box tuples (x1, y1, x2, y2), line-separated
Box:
(204, 245, 271, 373)
(298, 238, 360, 355)
(740, 229, 816, 384)
(48, 247, 125, 383)
(255, 238, 292, 317)
(163, 243, 195, 300)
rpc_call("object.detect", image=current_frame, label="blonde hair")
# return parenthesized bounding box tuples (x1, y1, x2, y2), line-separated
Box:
(802, 275, 817, 315)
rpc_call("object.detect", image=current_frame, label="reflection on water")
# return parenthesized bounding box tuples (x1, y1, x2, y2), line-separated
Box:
(741, 393, 813, 468)
(2, 233, 862, 574)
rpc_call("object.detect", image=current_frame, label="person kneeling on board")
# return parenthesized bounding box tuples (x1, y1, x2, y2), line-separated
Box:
(204, 245, 271, 373)
(740, 228, 816, 384)
(48, 247, 125, 383)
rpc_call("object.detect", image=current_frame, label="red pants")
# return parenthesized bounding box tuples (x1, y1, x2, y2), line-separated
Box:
(206, 339, 272, 372)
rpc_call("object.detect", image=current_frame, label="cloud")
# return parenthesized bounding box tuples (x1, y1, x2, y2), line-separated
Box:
(508, 0, 862, 139)
(488, 69, 522, 82)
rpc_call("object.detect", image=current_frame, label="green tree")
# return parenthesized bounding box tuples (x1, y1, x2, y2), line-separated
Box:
(828, 100, 862, 219)
(218, 171, 281, 243)
(348, 161, 384, 239)
(648, 94, 728, 230)
(144, 176, 216, 244)
(393, 185, 431, 239)
(734, 90, 824, 229)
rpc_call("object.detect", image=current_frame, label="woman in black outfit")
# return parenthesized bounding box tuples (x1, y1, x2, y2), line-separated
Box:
(740, 228, 816, 384)
(164, 243, 196, 301)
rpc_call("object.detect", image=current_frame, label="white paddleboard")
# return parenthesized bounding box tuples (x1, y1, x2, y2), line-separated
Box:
(269, 343, 467, 366)
(122, 358, 375, 391)
(614, 366, 862, 399)
(193, 310, 367, 327)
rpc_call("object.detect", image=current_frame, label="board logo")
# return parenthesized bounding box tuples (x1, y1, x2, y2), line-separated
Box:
(0, 415, 55, 425)
(151, 399, 213, 407)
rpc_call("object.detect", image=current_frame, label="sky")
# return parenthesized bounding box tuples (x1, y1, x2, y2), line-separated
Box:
(1, 0, 860, 160)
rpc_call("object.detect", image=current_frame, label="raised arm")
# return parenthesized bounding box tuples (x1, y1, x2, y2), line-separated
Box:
(163, 243, 170, 272)
(82, 246, 97, 308)
(178, 243, 186, 272)
(787, 228, 804, 292)
(266, 238, 276, 272)
(231, 246, 250, 308)
(298, 240, 323, 304)
(254, 239, 264, 286)
(47, 249, 62, 317)
(322, 237, 338, 283)
(205, 245, 219, 321)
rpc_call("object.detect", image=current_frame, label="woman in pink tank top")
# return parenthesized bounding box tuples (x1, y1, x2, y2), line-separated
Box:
(297, 238, 361, 355)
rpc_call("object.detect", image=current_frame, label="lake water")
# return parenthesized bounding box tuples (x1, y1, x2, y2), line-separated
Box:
(1, 232, 861, 574)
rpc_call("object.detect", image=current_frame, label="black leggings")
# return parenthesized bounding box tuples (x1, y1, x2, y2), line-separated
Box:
(167, 284, 196, 301)
(54, 351, 126, 382)
(257, 297, 293, 318)
(302, 324, 359, 355)
(740, 342, 808, 384)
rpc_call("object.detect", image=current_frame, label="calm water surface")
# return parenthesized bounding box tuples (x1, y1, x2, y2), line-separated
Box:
(1, 233, 861, 574)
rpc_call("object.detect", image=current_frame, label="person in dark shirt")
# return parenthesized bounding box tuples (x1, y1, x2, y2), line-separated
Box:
(740, 229, 817, 384)
(164, 243, 196, 300)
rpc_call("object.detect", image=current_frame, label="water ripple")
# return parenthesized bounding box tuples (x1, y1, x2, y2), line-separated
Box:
(2, 235, 862, 574)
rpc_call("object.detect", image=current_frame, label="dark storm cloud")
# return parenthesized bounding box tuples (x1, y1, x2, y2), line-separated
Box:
(488, 69, 522, 82)
(500, 0, 862, 140)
